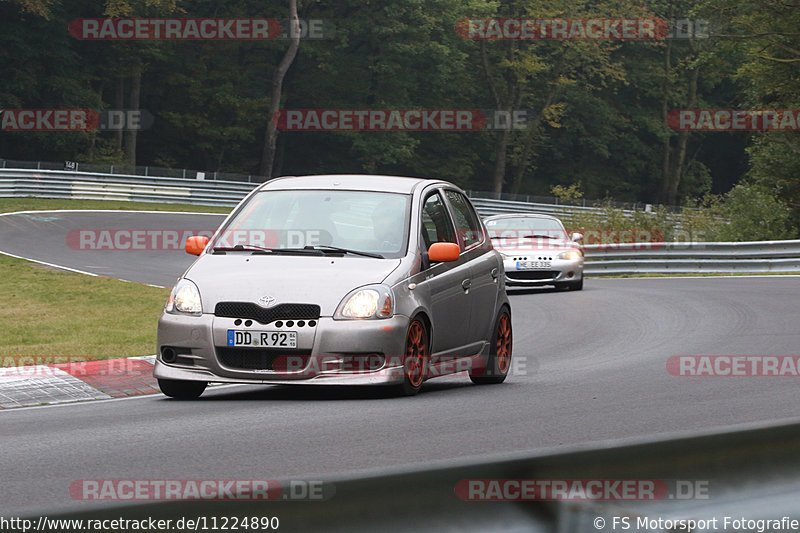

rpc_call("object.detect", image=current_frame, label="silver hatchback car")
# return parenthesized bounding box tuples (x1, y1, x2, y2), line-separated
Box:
(155, 175, 512, 398)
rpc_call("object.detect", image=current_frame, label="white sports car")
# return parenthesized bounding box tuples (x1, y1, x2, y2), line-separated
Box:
(483, 214, 584, 290)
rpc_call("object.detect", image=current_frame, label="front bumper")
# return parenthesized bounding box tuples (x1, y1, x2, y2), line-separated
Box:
(155, 312, 410, 385)
(501, 257, 583, 286)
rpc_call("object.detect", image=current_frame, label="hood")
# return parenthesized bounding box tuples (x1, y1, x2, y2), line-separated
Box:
(490, 236, 581, 254)
(185, 254, 402, 316)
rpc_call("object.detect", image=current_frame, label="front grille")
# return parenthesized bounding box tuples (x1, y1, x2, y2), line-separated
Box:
(507, 270, 559, 281)
(216, 347, 312, 371)
(215, 302, 321, 324)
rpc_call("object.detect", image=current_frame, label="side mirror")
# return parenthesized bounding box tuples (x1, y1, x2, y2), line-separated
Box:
(571, 232, 584, 243)
(428, 242, 460, 262)
(186, 235, 210, 256)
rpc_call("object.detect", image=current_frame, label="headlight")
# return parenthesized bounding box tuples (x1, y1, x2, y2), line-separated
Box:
(334, 284, 394, 320)
(558, 250, 582, 261)
(165, 279, 202, 315)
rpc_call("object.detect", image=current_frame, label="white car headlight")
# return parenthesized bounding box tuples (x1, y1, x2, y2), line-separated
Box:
(558, 250, 582, 261)
(335, 285, 394, 320)
(165, 279, 202, 315)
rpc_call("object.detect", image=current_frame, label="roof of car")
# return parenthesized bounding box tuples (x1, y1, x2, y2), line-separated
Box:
(258, 174, 450, 194)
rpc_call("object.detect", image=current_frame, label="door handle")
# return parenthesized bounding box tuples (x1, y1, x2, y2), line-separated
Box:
(462, 279, 471, 290)
(491, 268, 499, 279)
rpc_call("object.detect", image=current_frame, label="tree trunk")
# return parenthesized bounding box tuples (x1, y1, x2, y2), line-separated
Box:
(259, 0, 300, 178)
(491, 127, 510, 194)
(660, 38, 673, 203)
(509, 85, 559, 195)
(114, 77, 124, 152)
(124, 62, 141, 167)
(667, 65, 699, 205)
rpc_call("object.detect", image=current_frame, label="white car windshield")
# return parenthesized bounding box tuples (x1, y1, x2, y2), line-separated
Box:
(485, 217, 568, 240)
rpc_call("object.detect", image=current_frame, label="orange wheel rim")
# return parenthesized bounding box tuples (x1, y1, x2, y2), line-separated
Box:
(405, 321, 427, 387)
(496, 313, 512, 374)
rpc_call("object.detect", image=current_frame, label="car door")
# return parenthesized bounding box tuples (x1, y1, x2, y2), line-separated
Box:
(443, 189, 500, 349)
(416, 190, 476, 358)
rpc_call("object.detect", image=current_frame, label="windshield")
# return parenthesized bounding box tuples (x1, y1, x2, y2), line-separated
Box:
(213, 189, 411, 258)
(484, 216, 568, 239)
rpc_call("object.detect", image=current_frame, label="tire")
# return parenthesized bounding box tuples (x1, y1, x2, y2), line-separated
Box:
(470, 307, 512, 385)
(397, 318, 429, 396)
(158, 378, 207, 400)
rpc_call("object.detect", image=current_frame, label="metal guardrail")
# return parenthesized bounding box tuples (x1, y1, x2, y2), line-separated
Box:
(583, 240, 800, 275)
(469, 196, 643, 219)
(0, 158, 266, 182)
(2, 169, 798, 274)
(0, 169, 648, 217)
(0, 169, 255, 207)
(33, 419, 800, 532)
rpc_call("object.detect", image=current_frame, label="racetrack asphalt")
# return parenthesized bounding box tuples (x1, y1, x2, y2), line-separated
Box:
(0, 210, 225, 286)
(1, 210, 800, 517)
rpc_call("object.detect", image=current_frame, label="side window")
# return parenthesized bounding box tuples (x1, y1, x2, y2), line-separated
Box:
(421, 193, 456, 248)
(444, 190, 484, 249)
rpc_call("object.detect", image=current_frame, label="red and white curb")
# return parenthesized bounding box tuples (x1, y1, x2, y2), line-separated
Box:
(0, 355, 159, 409)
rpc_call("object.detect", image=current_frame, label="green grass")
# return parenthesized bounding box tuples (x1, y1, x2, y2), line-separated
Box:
(0, 197, 222, 360)
(0, 197, 232, 214)
(0, 254, 170, 358)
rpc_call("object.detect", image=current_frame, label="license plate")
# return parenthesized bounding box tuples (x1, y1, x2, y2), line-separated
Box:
(517, 260, 551, 270)
(227, 330, 297, 348)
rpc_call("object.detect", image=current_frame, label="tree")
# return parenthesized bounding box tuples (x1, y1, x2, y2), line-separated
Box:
(700, 0, 800, 225)
(259, 0, 299, 177)
(473, 0, 654, 194)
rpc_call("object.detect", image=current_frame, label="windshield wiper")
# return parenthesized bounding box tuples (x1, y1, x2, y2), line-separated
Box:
(212, 244, 383, 258)
(489, 233, 559, 240)
(212, 244, 323, 255)
(212, 244, 274, 254)
(304, 245, 384, 259)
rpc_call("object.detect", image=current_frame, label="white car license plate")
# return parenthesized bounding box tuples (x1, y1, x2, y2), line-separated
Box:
(227, 330, 297, 348)
(517, 260, 551, 270)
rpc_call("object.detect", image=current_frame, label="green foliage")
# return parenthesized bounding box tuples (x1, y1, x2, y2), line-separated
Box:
(1, 0, 799, 237)
(714, 183, 797, 241)
(697, 0, 800, 228)
(563, 183, 797, 243)
(550, 183, 583, 205)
